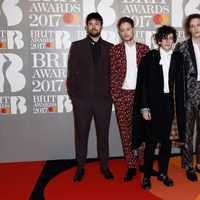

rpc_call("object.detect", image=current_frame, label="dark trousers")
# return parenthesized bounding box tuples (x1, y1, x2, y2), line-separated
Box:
(144, 94, 173, 178)
(144, 140, 172, 178)
(72, 98, 112, 170)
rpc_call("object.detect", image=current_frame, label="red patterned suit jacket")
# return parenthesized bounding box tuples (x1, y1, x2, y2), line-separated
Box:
(110, 42, 149, 102)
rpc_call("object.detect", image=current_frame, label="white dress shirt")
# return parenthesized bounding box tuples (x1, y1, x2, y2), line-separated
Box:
(122, 43, 137, 90)
(192, 40, 200, 81)
(159, 47, 173, 93)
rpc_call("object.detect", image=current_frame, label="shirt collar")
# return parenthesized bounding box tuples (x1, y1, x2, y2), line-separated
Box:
(88, 36, 101, 45)
(160, 47, 173, 56)
(125, 42, 136, 49)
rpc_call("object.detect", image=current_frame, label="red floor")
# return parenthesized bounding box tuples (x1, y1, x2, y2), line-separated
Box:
(0, 157, 200, 200)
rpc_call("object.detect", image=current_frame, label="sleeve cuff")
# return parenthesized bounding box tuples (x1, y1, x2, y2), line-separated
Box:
(140, 108, 150, 114)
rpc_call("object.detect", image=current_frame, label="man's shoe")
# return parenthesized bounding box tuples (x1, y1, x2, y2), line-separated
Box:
(139, 165, 158, 176)
(186, 167, 198, 181)
(101, 168, 114, 180)
(73, 168, 85, 182)
(157, 174, 174, 187)
(195, 165, 200, 173)
(123, 168, 136, 182)
(141, 177, 151, 190)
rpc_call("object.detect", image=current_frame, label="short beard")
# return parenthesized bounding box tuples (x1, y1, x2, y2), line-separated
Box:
(88, 31, 101, 38)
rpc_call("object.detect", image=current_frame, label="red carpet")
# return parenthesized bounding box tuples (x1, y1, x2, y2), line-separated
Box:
(0, 161, 45, 200)
(45, 159, 160, 200)
(0, 157, 200, 200)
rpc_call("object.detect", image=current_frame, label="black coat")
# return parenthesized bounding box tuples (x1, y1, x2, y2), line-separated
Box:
(132, 49, 186, 148)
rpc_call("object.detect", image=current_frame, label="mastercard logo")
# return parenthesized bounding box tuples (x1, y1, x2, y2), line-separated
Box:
(153, 14, 169, 25)
(1, 107, 10, 114)
(46, 42, 54, 49)
(0, 42, 6, 48)
(48, 106, 57, 113)
(63, 13, 80, 24)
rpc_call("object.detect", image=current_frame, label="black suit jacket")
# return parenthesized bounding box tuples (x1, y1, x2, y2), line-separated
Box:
(132, 49, 186, 147)
(67, 37, 113, 100)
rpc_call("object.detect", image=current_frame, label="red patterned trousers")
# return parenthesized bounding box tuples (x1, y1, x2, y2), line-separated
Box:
(113, 89, 144, 168)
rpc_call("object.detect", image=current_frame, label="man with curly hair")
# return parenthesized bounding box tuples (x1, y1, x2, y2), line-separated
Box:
(133, 25, 185, 189)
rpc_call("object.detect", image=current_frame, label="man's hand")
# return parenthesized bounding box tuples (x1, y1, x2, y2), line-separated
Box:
(142, 111, 151, 120)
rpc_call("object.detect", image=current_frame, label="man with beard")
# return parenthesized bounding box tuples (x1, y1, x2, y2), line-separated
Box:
(67, 12, 114, 182)
(110, 17, 149, 182)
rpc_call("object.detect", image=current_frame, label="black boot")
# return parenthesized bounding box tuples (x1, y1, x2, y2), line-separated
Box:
(141, 177, 151, 190)
(73, 168, 85, 182)
(123, 168, 136, 182)
(100, 168, 114, 180)
(186, 167, 198, 182)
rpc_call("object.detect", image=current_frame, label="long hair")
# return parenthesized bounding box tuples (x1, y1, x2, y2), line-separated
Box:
(184, 13, 200, 37)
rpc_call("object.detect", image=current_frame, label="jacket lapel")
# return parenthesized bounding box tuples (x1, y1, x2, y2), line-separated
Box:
(119, 43, 127, 82)
(136, 42, 139, 65)
(155, 50, 164, 89)
(188, 38, 197, 73)
(169, 53, 176, 91)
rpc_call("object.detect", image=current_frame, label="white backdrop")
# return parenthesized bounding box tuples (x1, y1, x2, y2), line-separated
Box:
(0, 0, 199, 162)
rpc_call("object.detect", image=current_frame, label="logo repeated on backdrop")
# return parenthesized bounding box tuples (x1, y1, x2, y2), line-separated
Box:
(82, 0, 116, 27)
(171, 0, 199, 44)
(0, 1, 27, 115)
(33, 94, 72, 114)
(176, 30, 186, 43)
(117, 0, 171, 48)
(0, 0, 23, 26)
(0, 30, 24, 49)
(0, 54, 26, 93)
(171, 0, 200, 27)
(0, 53, 27, 115)
(28, 0, 81, 27)
(28, 0, 81, 114)
(31, 51, 69, 114)
(31, 52, 67, 92)
(0, 31, 7, 49)
(0, 96, 27, 115)
(119, 0, 170, 28)
(63, 13, 80, 25)
(135, 30, 157, 49)
(30, 30, 71, 49)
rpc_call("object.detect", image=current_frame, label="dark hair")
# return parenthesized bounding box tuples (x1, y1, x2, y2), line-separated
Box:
(86, 12, 103, 25)
(117, 17, 134, 29)
(154, 25, 177, 45)
(184, 13, 200, 37)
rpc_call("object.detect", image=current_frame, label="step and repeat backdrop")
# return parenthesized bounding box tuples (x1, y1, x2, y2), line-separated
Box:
(0, 0, 199, 162)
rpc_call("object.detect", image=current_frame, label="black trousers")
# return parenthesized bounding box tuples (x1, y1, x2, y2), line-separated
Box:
(144, 94, 173, 178)
(72, 98, 112, 170)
